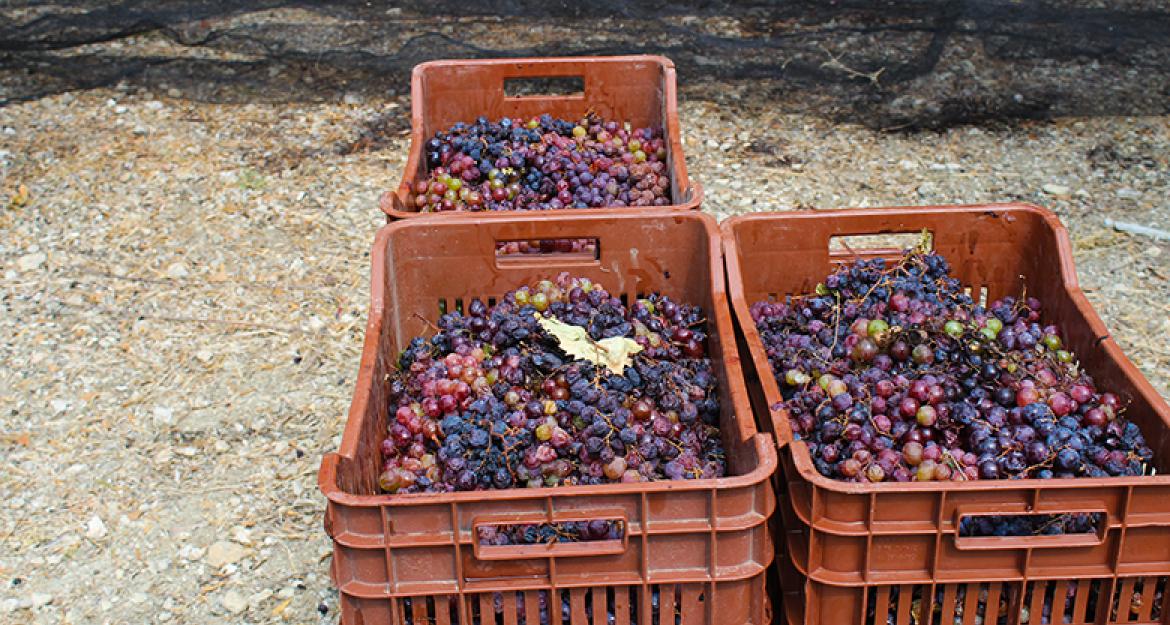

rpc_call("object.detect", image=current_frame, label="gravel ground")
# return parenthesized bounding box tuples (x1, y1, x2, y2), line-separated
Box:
(1, 79, 1167, 625)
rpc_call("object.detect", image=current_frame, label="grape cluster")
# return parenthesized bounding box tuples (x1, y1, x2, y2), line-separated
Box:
(959, 512, 1103, 537)
(496, 237, 597, 256)
(410, 113, 671, 212)
(379, 273, 725, 495)
(751, 246, 1154, 487)
(477, 520, 624, 546)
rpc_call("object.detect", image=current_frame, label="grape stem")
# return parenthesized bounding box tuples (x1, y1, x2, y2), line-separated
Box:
(411, 312, 442, 333)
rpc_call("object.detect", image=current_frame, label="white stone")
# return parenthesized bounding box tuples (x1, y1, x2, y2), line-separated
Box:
(86, 515, 107, 540)
(1041, 183, 1071, 196)
(231, 526, 253, 546)
(206, 541, 247, 568)
(153, 406, 175, 426)
(166, 262, 189, 278)
(30, 593, 53, 608)
(51, 400, 70, 413)
(221, 590, 247, 615)
(248, 589, 272, 607)
(178, 544, 205, 561)
(17, 252, 47, 271)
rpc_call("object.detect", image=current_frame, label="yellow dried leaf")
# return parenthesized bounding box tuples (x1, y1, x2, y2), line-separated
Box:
(537, 314, 642, 374)
(272, 597, 293, 616)
(7, 184, 29, 209)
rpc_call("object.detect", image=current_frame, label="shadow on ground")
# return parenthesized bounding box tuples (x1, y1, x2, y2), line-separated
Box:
(2, 0, 1169, 129)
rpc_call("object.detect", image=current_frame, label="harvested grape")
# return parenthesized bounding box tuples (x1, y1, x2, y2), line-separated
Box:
(411, 113, 671, 212)
(379, 273, 725, 496)
(476, 520, 624, 546)
(750, 242, 1154, 498)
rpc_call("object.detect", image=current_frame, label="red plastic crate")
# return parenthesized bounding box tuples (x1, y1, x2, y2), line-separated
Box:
(722, 205, 1170, 595)
(382, 55, 701, 219)
(320, 211, 775, 625)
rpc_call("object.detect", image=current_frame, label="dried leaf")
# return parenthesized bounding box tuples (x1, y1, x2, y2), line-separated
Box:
(2, 432, 30, 446)
(536, 314, 642, 374)
(7, 184, 29, 210)
(272, 597, 293, 616)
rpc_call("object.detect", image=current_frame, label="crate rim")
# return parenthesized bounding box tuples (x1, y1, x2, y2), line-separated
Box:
(408, 54, 678, 75)
(722, 202, 1170, 496)
(320, 210, 779, 508)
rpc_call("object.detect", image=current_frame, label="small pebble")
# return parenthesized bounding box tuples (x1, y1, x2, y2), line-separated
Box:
(205, 541, 247, 568)
(248, 589, 272, 607)
(152, 406, 175, 426)
(166, 262, 189, 278)
(178, 544, 204, 561)
(85, 515, 107, 540)
(221, 590, 247, 615)
(17, 253, 46, 272)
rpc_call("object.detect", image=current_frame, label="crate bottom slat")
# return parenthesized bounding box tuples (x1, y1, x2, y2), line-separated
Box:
(339, 576, 769, 625)
(779, 553, 1168, 625)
